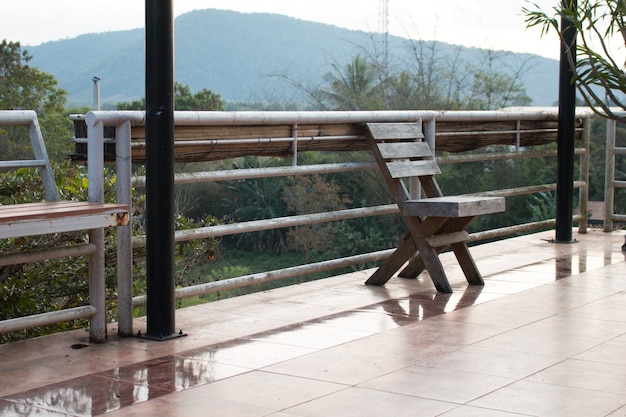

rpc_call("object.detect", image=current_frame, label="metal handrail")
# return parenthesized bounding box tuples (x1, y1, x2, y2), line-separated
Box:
(83, 109, 594, 337)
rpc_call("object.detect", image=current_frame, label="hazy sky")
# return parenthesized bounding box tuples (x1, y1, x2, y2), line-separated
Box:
(1, 0, 560, 59)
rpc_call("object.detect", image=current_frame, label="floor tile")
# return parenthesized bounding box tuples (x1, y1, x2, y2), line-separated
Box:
(416, 345, 563, 379)
(283, 386, 457, 417)
(1, 230, 625, 417)
(565, 299, 626, 323)
(186, 370, 345, 411)
(519, 314, 626, 340)
(0, 329, 88, 362)
(360, 364, 514, 404)
(189, 310, 305, 337)
(469, 380, 626, 417)
(178, 338, 315, 369)
(387, 318, 508, 346)
(437, 404, 534, 416)
(525, 358, 626, 395)
(407, 284, 504, 307)
(606, 404, 626, 417)
(0, 361, 70, 397)
(473, 327, 603, 358)
(307, 308, 414, 333)
(261, 334, 459, 385)
(250, 322, 372, 349)
(104, 391, 276, 417)
(105, 331, 226, 359)
(574, 339, 626, 366)
(428, 300, 551, 329)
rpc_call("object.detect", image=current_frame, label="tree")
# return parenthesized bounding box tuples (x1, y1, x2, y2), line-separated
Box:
(282, 175, 351, 263)
(524, 0, 626, 121)
(404, 40, 467, 109)
(0, 40, 71, 159)
(465, 50, 532, 110)
(316, 55, 387, 110)
(117, 82, 224, 111)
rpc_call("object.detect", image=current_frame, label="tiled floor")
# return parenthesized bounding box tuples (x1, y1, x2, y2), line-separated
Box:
(1, 228, 625, 417)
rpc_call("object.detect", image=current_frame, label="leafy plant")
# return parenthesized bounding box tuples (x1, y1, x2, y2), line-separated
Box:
(524, 0, 626, 121)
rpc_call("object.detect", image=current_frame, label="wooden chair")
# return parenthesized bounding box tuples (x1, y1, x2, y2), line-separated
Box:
(364, 122, 505, 293)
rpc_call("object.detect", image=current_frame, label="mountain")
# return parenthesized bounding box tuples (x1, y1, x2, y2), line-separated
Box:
(27, 8, 560, 107)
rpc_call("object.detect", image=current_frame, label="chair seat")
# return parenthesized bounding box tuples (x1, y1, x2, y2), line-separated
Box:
(402, 195, 505, 217)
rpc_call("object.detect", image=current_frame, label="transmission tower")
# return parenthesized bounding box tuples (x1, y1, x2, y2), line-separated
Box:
(378, 0, 389, 71)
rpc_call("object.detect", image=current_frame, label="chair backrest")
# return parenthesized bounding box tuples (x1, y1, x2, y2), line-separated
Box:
(365, 122, 443, 203)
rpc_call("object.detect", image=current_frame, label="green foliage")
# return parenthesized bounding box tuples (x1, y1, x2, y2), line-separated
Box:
(0, 163, 99, 342)
(116, 82, 224, 111)
(220, 157, 289, 253)
(524, 0, 626, 120)
(307, 46, 531, 111)
(0, 40, 72, 160)
(527, 192, 557, 222)
(316, 55, 387, 110)
(282, 175, 351, 263)
(465, 50, 533, 110)
(588, 118, 626, 217)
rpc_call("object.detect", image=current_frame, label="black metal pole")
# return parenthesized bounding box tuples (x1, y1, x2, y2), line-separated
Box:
(555, 0, 577, 243)
(145, 0, 176, 339)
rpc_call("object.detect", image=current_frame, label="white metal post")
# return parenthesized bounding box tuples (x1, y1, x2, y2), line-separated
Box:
(292, 124, 298, 167)
(87, 120, 106, 342)
(604, 119, 616, 232)
(578, 116, 590, 234)
(116, 121, 134, 336)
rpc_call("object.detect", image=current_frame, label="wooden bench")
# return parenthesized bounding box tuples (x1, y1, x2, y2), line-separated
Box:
(0, 201, 128, 239)
(364, 122, 505, 293)
(0, 110, 129, 343)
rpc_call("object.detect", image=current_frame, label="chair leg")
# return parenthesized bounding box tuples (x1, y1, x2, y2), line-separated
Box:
(398, 254, 425, 278)
(408, 236, 453, 293)
(366, 234, 415, 286)
(399, 216, 459, 279)
(451, 242, 484, 285)
(420, 251, 453, 293)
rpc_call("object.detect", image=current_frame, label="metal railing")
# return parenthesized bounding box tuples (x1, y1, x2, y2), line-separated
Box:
(80, 108, 595, 337)
(604, 116, 626, 231)
(0, 110, 112, 341)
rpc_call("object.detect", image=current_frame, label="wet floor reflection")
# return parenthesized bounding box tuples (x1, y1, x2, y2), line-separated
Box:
(553, 249, 623, 279)
(372, 284, 487, 323)
(0, 374, 170, 417)
(96, 356, 249, 392)
(0, 285, 491, 417)
(509, 250, 618, 281)
(0, 278, 564, 417)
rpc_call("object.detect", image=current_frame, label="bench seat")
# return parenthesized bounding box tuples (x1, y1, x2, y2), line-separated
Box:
(0, 201, 129, 239)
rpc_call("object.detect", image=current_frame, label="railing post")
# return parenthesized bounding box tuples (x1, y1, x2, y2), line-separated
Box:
(578, 116, 590, 234)
(87, 119, 106, 343)
(604, 118, 616, 232)
(116, 120, 134, 337)
(292, 124, 298, 167)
